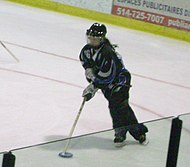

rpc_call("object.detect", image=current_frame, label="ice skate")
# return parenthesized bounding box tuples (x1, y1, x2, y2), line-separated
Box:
(139, 134, 149, 145)
(114, 136, 126, 147)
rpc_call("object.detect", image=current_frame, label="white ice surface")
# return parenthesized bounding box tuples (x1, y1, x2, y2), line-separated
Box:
(0, 1, 190, 164)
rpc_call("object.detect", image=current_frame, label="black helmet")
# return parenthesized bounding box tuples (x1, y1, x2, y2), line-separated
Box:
(86, 23, 107, 37)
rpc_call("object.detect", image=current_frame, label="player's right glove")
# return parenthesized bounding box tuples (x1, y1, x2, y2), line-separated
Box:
(82, 83, 98, 101)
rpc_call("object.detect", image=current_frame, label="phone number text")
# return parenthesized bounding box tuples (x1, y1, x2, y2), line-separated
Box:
(116, 7, 165, 24)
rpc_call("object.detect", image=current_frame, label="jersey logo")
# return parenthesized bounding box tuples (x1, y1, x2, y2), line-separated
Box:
(98, 60, 116, 79)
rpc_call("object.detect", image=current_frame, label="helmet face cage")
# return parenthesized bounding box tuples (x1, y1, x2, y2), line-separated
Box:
(86, 35, 102, 47)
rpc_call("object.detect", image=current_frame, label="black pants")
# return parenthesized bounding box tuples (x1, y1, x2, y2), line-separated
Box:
(104, 85, 148, 140)
(109, 99, 148, 140)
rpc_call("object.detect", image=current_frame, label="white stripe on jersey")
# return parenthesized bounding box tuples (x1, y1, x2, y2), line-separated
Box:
(92, 46, 103, 62)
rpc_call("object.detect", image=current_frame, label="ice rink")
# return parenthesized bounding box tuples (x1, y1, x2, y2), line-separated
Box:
(0, 1, 190, 166)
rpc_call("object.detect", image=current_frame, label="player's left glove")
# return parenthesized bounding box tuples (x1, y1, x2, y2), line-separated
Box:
(82, 83, 98, 101)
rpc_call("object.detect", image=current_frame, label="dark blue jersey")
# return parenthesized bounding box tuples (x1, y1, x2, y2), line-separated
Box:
(79, 40, 129, 90)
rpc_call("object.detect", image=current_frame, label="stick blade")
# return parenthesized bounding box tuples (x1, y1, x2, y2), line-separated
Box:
(59, 152, 73, 158)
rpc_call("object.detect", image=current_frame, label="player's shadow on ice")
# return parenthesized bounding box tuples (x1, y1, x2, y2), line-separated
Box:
(42, 134, 138, 151)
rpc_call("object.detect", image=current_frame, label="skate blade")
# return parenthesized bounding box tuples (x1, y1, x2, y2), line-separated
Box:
(114, 141, 126, 147)
(140, 139, 149, 145)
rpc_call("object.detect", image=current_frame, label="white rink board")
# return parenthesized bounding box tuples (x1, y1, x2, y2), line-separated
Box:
(51, 0, 190, 31)
(51, 0, 113, 14)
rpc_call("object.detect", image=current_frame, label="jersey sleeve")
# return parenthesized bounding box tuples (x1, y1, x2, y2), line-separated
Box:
(79, 45, 93, 70)
(79, 45, 95, 83)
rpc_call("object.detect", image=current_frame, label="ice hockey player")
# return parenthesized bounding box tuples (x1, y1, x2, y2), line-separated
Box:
(79, 23, 148, 146)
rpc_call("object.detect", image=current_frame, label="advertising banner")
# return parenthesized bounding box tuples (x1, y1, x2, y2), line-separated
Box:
(112, 0, 190, 32)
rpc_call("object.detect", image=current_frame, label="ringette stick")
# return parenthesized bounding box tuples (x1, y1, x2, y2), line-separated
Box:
(0, 41, 19, 62)
(59, 97, 86, 158)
